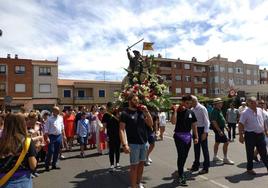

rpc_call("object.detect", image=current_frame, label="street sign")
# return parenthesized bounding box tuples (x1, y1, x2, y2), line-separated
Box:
(4, 96, 12, 104)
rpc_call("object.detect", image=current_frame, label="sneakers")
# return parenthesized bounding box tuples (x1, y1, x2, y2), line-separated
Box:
(148, 157, 152, 163)
(59, 154, 65, 160)
(178, 176, 187, 186)
(198, 169, 209, 174)
(213, 156, 223, 162)
(223, 158, 234, 165)
(80, 152, 85, 158)
(109, 165, 114, 172)
(145, 160, 151, 166)
(115, 163, 121, 169)
(137, 183, 145, 188)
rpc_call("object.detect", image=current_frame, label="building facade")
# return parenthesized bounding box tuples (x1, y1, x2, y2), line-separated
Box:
(154, 57, 209, 98)
(58, 79, 121, 110)
(0, 55, 58, 112)
(31, 60, 58, 111)
(206, 55, 259, 97)
(260, 68, 268, 84)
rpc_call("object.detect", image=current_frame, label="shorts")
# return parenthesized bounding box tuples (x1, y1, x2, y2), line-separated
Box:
(148, 133, 156, 144)
(79, 136, 88, 145)
(215, 128, 228, 143)
(129, 143, 147, 165)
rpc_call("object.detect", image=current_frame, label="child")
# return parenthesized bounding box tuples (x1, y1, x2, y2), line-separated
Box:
(77, 112, 90, 157)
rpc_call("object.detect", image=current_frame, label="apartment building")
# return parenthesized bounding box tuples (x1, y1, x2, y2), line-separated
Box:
(206, 55, 259, 97)
(154, 56, 209, 97)
(31, 60, 58, 111)
(58, 79, 121, 110)
(0, 54, 33, 111)
(260, 68, 268, 84)
(0, 55, 58, 111)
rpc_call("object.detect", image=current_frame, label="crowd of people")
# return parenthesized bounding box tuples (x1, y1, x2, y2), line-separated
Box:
(1, 94, 268, 188)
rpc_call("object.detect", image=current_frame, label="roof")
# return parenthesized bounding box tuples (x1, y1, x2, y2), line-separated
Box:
(58, 79, 121, 86)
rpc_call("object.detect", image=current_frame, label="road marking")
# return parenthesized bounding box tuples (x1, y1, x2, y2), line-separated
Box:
(163, 135, 230, 188)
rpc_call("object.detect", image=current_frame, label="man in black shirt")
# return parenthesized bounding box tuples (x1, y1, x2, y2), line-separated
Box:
(102, 102, 121, 171)
(171, 95, 198, 186)
(119, 93, 153, 188)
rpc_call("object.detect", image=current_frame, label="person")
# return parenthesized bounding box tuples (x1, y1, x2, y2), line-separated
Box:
(238, 101, 247, 115)
(226, 103, 239, 142)
(159, 111, 167, 140)
(63, 108, 76, 151)
(239, 97, 268, 175)
(98, 106, 108, 154)
(102, 102, 121, 171)
(145, 111, 158, 166)
(88, 105, 98, 149)
(188, 95, 210, 174)
(0, 113, 37, 188)
(76, 112, 90, 158)
(171, 95, 198, 186)
(210, 98, 234, 165)
(44, 106, 66, 171)
(119, 93, 153, 188)
(0, 113, 5, 138)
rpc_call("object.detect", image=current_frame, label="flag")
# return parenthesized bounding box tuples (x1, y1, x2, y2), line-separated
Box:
(143, 42, 154, 51)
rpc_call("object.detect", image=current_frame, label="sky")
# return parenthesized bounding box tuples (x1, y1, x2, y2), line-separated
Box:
(1, 0, 268, 81)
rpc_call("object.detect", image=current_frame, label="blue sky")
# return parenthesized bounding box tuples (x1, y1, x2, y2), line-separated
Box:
(1, 0, 268, 80)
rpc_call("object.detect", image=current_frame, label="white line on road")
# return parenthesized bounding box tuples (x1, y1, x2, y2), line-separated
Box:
(164, 135, 230, 188)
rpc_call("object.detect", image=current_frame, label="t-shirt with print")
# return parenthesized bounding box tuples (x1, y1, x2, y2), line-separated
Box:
(120, 108, 148, 144)
(174, 109, 197, 133)
(0, 139, 36, 174)
(102, 112, 120, 141)
(210, 108, 226, 129)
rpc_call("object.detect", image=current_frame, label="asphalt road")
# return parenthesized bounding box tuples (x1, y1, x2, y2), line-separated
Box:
(33, 123, 268, 188)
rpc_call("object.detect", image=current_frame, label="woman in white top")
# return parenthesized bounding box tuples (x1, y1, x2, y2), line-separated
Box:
(159, 112, 167, 140)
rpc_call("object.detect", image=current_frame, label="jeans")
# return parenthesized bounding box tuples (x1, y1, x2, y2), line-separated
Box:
(108, 139, 121, 165)
(192, 127, 210, 170)
(45, 134, 62, 167)
(2, 172, 32, 188)
(227, 123, 237, 140)
(245, 132, 268, 170)
(128, 143, 147, 165)
(174, 135, 191, 177)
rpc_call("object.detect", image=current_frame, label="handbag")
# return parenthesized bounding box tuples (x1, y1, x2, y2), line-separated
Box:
(0, 137, 31, 187)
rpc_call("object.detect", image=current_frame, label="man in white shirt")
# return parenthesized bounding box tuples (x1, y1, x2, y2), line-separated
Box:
(188, 95, 210, 174)
(44, 106, 66, 171)
(239, 97, 268, 175)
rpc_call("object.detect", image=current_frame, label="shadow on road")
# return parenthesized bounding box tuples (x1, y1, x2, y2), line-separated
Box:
(236, 162, 265, 169)
(225, 171, 267, 183)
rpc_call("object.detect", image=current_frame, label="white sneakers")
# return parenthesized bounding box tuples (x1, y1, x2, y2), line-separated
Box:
(223, 158, 234, 165)
(213, 156, 234, 165)
(213, 156, 223, 162)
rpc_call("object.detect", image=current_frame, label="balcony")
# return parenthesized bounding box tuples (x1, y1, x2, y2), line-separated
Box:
(74, 96, 94, 100)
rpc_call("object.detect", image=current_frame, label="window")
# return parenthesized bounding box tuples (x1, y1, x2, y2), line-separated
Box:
(247, 80, 252, 85)
(184, 64, 190, 70)
(15, 66, 25, 74)
(253, 70, 257, 76)
(175, 88, 181, 94)
(194, 88, 198, 94)
(246, 69, 251, 75)
(221, 78, 225, 84)
(78, 90, 85, 97)
(211, 76, 219, 83)
(39, 67, 51, 75)
(0, 65, 6, 74)
(254, 80, 258, 85)
(185, 76, 191, 82)
(99, 90, 105, 97)
(210, 65, 219, 72)
(15, 84, 25, 92)
(64, 90, 71, 98)
(202, 77, 206, 83)
(0, 83, 5, 91)
(39, 84, 51, 93)
(202, 88, 207, 94)
(175, 75, 181, 81)
(228, 67, 233, 73)
(185, 88, 191, 94)
(220, 66, 225, 72)
(236, 67, 243, 74)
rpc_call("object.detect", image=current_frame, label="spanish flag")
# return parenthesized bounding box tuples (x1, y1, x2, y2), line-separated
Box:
(143, 42, 154, 51)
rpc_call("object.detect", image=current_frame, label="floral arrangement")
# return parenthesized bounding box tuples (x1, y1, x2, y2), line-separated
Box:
(115, 55, 171, 111)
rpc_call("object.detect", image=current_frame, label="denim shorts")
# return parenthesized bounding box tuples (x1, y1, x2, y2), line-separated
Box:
(2, 172, 32, 188)
(129, 143, 147, 165)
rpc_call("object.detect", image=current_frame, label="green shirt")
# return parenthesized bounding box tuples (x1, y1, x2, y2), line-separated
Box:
(210, 108, 226, 129)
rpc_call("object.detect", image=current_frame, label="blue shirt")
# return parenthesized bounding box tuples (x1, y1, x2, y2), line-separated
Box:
(77, 119, 90, 137)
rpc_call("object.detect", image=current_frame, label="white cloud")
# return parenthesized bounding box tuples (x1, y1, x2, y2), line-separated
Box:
(1, 0, 268, 81)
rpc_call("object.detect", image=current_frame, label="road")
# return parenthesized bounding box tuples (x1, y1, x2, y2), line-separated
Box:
(33, 123, 268, 188)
